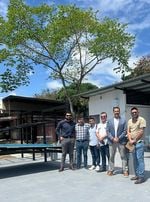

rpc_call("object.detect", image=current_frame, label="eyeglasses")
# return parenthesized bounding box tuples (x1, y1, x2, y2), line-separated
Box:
(101, 116, 107, 118)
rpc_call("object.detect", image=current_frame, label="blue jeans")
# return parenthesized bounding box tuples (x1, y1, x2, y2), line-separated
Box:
(89, 145, 100, 166)
(100, 144, 110, 169)
(76, 140, 89, 168)
(133, 142, 145, 178)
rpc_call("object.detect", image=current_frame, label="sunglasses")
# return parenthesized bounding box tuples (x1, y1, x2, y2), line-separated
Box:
(66, 114, 72, 117)
(101, 116, 107, 118)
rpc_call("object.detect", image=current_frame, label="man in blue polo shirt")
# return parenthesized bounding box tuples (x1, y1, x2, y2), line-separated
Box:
(56, 112, 76, 172)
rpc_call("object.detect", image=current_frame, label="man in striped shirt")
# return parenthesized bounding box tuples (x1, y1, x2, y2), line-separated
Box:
(75, 117, 90, 169)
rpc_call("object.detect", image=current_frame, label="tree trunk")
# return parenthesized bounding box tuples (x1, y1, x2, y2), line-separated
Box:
(67, 97, 75, 117)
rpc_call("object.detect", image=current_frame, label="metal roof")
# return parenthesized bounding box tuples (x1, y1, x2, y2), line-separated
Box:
(79, 73, 150, 98)
(1, 95, 67, 115)
(2, 95, 64, 105)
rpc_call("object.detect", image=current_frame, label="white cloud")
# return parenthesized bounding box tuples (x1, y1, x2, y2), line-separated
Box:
(98, 0, 131, 14)
(8, 91, 16, 96)
(128, 14, 150, 31)
(86, 54, 140, 87)
(46, 80, 63, 90)
(84, 0, 150, 33)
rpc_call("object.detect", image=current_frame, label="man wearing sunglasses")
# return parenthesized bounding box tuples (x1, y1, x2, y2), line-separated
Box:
(127, 107, 146, 184)
(56, 112, 76, 172)
(96, 112, 110, 172)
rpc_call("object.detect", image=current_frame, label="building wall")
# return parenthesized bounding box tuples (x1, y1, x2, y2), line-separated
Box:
(89, 89, 126, 121)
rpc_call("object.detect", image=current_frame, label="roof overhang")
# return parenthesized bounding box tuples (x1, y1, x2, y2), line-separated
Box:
(78, 73, 150, 98)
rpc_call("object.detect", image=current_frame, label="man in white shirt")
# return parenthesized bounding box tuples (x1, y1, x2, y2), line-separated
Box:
(89, 117, 100, 171)
(106, 107, 128, 177)
(96, 112, 109, 172)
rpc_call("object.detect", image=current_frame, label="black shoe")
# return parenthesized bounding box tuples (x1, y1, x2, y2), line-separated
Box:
(130, 176, 139, 180)
(69, 165, 75, 170)
(59, 167, 64, 172)
(99, 168, 106, 172)
(134, 178, 145, 184)
(84, 166, 88, 169)
(76, 166, 81, 169)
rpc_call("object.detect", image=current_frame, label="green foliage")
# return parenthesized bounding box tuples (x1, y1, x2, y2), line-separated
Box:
(57, 82, 98, 115)
(34, 82, 98, 115)
(34, 89, 58, 100)
(0, 0, 134, 112)
(57, 82, 98, 99)
(123, 55, 150, 80)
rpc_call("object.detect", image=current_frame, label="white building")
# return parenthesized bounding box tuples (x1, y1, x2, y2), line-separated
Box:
(80, 73, 150, 147)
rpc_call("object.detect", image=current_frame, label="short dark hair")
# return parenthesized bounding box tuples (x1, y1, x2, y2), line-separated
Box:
(89, 117, 95, 120)
(77, 116, 84, 120)
(113, 106, 120, 111)
(131, 107, 138, 111)
(100, 112, 107, 116)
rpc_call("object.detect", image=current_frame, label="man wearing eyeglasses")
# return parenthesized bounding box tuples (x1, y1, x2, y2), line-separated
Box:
(56, 112, 76, 172)
(127, 107, 146, 184)
(96, 112, 110, 172)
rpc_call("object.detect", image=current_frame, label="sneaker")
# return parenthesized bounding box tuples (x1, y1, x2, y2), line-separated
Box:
(95, 165, 100, 171)
(107, 171, 113, 176)
(123, 171, 129, 177)
(89, 165, 95, 170)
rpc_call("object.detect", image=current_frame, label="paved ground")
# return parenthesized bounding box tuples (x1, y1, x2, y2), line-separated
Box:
(0, 150, 150, 202)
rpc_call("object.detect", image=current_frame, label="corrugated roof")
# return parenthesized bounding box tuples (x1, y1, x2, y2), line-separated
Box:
(2, 95, 64, 105)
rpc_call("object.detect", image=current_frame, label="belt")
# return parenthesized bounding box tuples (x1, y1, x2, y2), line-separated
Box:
(62, 136, 74, 138)
(76, 139, 88, 142)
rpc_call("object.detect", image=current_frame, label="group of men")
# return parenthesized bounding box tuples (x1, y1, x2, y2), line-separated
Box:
(56, 106, 146, 184)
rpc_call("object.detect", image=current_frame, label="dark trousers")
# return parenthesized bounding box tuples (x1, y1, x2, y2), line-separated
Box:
(61, 138, 75, 168)
(100, 144, 110, 169)
(76, 140, 89, 168)
(89, 145, 100, 166)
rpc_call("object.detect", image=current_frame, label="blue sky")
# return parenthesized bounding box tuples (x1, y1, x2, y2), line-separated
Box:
(0, 0, 150, 98)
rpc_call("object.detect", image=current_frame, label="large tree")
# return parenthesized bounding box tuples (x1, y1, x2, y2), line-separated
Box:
(0, 0, 134, 114)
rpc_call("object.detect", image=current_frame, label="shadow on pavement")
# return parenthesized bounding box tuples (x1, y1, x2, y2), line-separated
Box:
(0, 161, 60, 179)
(145, 170, 150, 181)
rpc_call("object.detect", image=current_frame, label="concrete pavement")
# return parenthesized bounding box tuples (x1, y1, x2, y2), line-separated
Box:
(0, 151, 150, 202)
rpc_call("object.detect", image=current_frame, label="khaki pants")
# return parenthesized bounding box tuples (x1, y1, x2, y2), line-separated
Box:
(61, 138, 75, 168)
(109, 143, 128, 172)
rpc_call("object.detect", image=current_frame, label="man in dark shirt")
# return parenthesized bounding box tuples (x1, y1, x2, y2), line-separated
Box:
(56, 112, 76, 172)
